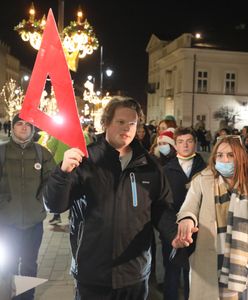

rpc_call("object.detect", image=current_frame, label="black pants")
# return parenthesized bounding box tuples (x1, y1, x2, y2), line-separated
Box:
(74, 279, 149, 300)
(1, 223, 43, 300)
(162, 241, 189, 300)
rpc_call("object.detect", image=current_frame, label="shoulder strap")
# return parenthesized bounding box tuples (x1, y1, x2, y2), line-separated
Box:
(0, 143, 6, 177)
(0, 143, 6, 167)
(34, 143, 43, 164)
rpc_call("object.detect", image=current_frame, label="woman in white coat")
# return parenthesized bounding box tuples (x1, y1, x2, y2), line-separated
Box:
(172, 135, 248, 300)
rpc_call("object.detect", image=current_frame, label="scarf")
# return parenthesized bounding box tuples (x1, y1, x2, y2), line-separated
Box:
(215, 176, 248, 298)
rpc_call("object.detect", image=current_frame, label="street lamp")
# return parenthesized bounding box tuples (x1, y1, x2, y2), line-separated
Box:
(20, 74, 30, 92)
(99, 46, 114, 96)
(194, 32, 202, 39)
(23, 75, 30, 82)
(191, 33, 202, 126)
(191, 53, 196, 127)
(105, 68, 113, 78)
(14, 1, 99, 71)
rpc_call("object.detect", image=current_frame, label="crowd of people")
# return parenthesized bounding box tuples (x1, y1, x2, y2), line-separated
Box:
(0, 99, 247, 300)
(0, 119, 11, 136)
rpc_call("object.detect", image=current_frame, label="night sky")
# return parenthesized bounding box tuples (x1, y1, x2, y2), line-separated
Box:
(1, 0, 248, 112)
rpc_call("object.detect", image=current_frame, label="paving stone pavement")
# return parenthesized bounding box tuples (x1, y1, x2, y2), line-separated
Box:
(34, 212, 165, 300)
(35, 212, 75, 300)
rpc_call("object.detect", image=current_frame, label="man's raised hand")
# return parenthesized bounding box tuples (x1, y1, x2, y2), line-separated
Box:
(61, 148, 84, 173)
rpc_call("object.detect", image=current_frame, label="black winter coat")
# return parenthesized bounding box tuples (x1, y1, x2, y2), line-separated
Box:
(163, 153, 206, 268)
(43, 137, 176, 288)
(164, 153, 206, 213)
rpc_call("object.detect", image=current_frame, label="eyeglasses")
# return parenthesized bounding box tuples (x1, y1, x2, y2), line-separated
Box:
(216, 135, 242, 144)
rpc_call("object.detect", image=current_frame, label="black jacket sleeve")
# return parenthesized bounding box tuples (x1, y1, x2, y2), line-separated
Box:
(151, 169, 177, 243)
(43, 164, 82, 213)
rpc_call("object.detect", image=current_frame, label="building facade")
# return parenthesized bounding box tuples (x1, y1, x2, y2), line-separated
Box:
(146, 33, 248, 133)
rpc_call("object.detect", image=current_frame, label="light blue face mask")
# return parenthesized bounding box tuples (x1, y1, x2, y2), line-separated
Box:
(215, 161, 234, 178)
(158, 144, 171, 156)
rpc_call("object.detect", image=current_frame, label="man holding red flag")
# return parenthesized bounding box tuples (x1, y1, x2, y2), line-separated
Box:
(43, 98, 176, 300)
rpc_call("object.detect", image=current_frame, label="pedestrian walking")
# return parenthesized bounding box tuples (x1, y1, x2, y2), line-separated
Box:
(162, 127, 206, 300)
(172, 135, 248, 300)
(43, 97, 176, 300)
(0, 113, 56, 300)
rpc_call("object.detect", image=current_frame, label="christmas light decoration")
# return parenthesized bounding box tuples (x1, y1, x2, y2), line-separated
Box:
(14, 3, 99, 71)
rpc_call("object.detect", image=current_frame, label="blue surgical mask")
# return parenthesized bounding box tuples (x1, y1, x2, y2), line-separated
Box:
(215, 161, 234, 178)
(158, 144, 171, 156)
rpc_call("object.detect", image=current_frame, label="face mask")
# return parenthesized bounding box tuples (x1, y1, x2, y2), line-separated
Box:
(215, 161, 234, 178)
(158, 144, 171, 156)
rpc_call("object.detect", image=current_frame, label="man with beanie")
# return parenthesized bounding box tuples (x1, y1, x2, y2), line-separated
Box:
(0, 113, 56, 300)
(162, 127, 206, 300)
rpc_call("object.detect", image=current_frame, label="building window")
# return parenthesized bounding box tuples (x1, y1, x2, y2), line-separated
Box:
(225, 72, 236, 94)
(166, 70, 173, 87)
(197, 70, 208, 93)
(196, 114, 206, 121)
(147, 83, 156, 94)
(177, 71, 182, 93)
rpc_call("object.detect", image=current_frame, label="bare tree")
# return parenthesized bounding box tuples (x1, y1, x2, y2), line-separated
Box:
(213, 106, 241, 128)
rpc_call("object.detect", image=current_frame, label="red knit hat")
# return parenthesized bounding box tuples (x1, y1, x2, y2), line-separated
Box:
(157, 130, 175, 146)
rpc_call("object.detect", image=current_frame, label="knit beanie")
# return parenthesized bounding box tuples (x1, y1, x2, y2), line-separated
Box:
(164, 115, 176, 122)
(12, 113, 23, 128)
(11, 113, 35, 146)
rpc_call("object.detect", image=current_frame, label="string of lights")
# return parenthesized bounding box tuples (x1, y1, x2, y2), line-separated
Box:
(14, 2, 99, 71)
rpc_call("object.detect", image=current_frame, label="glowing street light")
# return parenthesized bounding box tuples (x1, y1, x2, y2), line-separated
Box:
(23, 75, 30, 82)
(105, 68, 113, 78)
(194, 32, 202, 39)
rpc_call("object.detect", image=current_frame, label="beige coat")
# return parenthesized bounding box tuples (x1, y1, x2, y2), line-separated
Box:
(177, 168, 220, 300)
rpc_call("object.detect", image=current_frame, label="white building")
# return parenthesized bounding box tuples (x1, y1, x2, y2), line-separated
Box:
(146, 33, 248, 133)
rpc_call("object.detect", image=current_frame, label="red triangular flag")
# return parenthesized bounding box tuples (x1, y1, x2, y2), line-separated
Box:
(20, 9, 88, 157)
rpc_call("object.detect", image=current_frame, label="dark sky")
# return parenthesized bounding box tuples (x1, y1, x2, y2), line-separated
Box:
(1, 0, 248, 111)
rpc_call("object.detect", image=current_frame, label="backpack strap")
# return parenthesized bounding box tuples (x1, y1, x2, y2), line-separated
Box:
(34, 143, 43, 164)
(0, 143, 6, 177)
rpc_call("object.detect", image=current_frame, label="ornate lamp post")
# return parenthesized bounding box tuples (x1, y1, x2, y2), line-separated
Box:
(14, 1, 99, 71)
(99, 46, 114, 96)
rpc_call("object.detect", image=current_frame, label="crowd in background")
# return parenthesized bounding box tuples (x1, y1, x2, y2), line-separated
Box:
(136, 118, 248, 155)
(0, 106, 247, 300)
(135, 116, 248, 300)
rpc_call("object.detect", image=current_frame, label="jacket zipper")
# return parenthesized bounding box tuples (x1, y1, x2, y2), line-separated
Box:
(21, 150, 25, 225)
(130, 172, 138, 207)
(75, 221, 84, 274)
